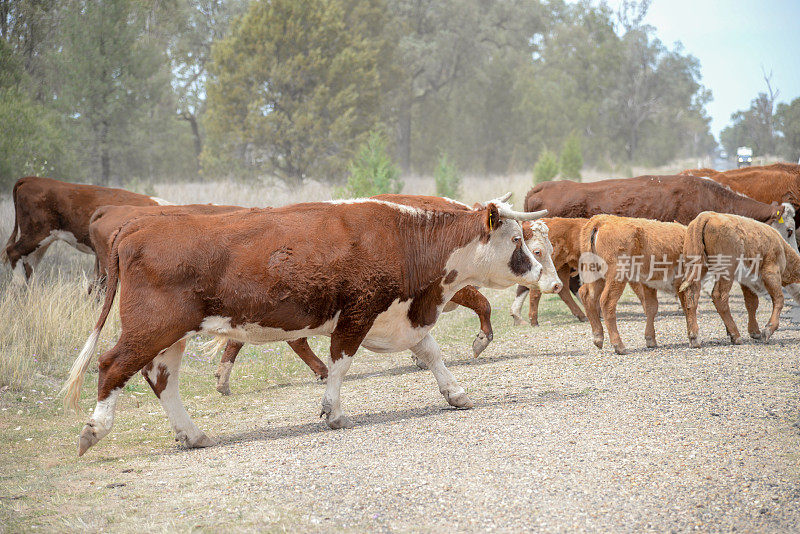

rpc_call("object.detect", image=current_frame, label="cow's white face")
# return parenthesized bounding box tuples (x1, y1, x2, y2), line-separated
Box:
(524, 221, 562, 293)
(467, 203, 543, 289)
(770, 203, 798, 252)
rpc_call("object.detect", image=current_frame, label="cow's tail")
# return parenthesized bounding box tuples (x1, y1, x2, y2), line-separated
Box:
(1, 179, 23, 264)
(61, 224, 125, 413)
(678, 214, 710, 293)
(588, 223, 600, 255)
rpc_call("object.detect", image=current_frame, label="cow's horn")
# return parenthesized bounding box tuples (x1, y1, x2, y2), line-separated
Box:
(497, 207, 548, 221)
(477, 192, 513, 208)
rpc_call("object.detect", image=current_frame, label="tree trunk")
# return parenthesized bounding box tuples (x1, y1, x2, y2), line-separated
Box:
(396, 84, 413, 172)
(100, 120, 110, 185)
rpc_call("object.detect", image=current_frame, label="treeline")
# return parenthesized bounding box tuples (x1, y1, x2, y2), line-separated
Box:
(0, 0, 715, 189)
(720, 75, 800, 162)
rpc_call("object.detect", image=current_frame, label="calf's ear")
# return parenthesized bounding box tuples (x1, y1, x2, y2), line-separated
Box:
(485, 203, 501, 232)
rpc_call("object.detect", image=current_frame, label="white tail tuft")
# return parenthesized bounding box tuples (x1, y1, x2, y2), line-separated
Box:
(199, 335, 228, 360)
(61, 329, 100, 413)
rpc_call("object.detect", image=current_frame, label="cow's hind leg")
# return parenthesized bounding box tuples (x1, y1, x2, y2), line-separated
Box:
(740, 285, 762, 339)
(710, 277, 741, 344)
(760, 270, 784, 342)
(6, 232, 53, 283)
(287, 338, 328, 380)
(143, 340, 214, 448)
(579, 281, 604, 349)
(411, 333, 473, 409)
(215, 341, 243, 395)
(599, 279, 628, 355)
(639, 284, 659, 348)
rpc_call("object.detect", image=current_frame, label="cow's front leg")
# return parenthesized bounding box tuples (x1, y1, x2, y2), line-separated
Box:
(321, 336, 358, 429)
(411, 334, 473, 409)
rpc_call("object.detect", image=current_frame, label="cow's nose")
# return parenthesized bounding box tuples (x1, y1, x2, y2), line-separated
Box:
(552, 282, 563, 293)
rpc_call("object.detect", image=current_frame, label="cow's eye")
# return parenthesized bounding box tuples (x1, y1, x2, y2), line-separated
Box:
(533, 249, 542, 257)
(512, 236, 521, 243)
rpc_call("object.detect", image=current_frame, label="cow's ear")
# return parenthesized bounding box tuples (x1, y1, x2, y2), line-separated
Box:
(522, 221, 533, 241)
(485, 203, 501, 232)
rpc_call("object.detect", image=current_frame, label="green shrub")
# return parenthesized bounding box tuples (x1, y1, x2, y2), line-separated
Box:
(560, 134, 583, 181)
(434, 153, 462, 199)
(533, 149, 559, 183)
(338, 132, 403, 198)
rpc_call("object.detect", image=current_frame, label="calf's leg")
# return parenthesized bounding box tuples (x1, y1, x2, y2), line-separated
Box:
(740, 285, 762, 339)
(556, 265, 587, 322)
(677, 282, 701, 348)
(760, 270, 784, 342)
(510, 285, 530, 325)
(638, 284, 659, 348)
(579, 281, 604, 349)
(599, 279, 628, 355)
(710, 277, 741, 344)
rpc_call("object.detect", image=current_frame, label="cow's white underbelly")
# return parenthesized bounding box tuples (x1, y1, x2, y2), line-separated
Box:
(200, 312, 341, 344)
(361, 298, 437, 353)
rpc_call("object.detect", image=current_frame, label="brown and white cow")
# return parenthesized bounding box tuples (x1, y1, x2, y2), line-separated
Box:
(88, 196, 561, 396)
(62, 197, 547, 455)
(577, 215, 697, 355)
(681, 165, 800, 243)
(511, 217, 589, 326)
(1, 176, 169, 282)
(523, 174, 797, 251)
(679, 212, 800, 344)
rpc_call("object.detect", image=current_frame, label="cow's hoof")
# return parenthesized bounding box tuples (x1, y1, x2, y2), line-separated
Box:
(730, 335, 743, 345)
(762, 330, 773, 343)
(77, 423, 101, 457)
(326, 414, 354, 430)
(472, 332, 492, 357)
(412, 355, 429, 370)
(215, 383, 231, 396)
(577, 315, 588, 323)
(613, 344, 628, 355)
(645, 336, 657, 348)
(512, 316, 528, 326)
(177, 431, 215, 449)
(529, 320, 540, 327)
(593, 335, 603, 349)
(445, 391, 474, 409)
(689, 337, 701, 349)
(749, 330, 762, 340)
(316, 373, 328, 383)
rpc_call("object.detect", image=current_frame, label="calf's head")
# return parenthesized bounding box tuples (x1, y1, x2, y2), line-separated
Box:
(466, 198, 547, 289)
(523, 220, 562, 293)
(767, 202, 799, 252)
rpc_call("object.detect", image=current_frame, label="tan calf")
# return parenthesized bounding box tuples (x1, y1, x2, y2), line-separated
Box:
(578, 215, 697, 355)
(679, 212, 800, 344)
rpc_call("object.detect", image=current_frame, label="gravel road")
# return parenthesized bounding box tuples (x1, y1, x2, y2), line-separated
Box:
(59, 291, 800, 533)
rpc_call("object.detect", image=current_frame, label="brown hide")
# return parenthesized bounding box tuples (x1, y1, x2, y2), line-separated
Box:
(523, 174, 784, 226)
(680, 211, 800, 344)
(576, 214, 695, 354)
(681, 165, 800, 214)
(3, 176, 160, 278)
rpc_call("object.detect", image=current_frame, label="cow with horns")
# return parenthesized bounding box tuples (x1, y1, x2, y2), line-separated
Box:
(63, 195, 547, 456)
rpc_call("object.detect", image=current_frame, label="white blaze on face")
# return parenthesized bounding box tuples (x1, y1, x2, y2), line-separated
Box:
(775, 203, 799, 252)
(525, 221, 561, 293)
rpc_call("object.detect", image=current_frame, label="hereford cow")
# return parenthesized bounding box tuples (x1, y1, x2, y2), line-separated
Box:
(679, 212, 800, 344)
(523, 174, 797, 251)
(681, 165, 800, 241)
(1, 176, 170, 282)
(88, 196, 562, 396)
(577, 215, 696, 355)
(62, 197, 547, 456)
(511, 217, 589, 326)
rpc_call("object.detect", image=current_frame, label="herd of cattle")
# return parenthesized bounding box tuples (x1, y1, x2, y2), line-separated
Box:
(2, 163, 799, 456)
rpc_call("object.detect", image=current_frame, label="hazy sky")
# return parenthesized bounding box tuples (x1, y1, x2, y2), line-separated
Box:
(605, 0, 800, 139)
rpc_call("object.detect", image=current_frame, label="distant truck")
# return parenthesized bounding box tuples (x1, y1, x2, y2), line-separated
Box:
(736, 146, 753, 167)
